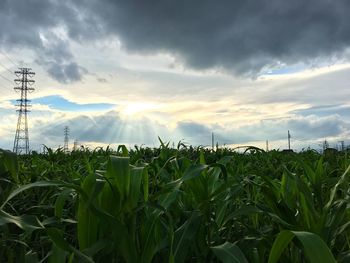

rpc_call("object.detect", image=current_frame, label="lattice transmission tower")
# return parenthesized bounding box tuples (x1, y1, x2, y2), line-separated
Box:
(64, 126, 69, 152)
(13, 68, 35, 154)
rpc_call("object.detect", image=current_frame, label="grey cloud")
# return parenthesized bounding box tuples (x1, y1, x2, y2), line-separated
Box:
(97, 77, 108, 83)
(238, 67, 350, 106)
(292, 104, 350, 120)
(82, 0, 350, 75)
(2, 1, 350, 77)
(287, 115, 346, 139)
(230, 115, 347, 143)
(175, 121, 231, 145)
(175, 115, 348, 146)
(46, 62, 87, 83)
(0, 0, 88, 83)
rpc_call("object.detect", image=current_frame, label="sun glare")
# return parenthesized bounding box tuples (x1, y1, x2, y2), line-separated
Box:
(121, 102, 159, 117)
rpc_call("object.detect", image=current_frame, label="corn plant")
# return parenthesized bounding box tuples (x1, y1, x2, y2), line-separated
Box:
(0, 145, 349, 262)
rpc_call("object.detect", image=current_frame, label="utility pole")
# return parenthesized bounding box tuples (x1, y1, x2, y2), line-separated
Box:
(339, 140, 345, 151)
(13, 68, 35, 154)
(288, 130, 291, 150)
(63, 126, 69, 152)
(266, 140, 269, 152)
(73, 139, 78, 151)
(212, 132, 214, 151)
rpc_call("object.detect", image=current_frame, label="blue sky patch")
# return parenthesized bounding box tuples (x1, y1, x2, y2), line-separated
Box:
(263, 64, 306, 75)
(14, 95, 116, 112)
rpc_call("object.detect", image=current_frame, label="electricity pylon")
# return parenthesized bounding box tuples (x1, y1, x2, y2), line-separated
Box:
(64, 126, 69, 152)
(13, 68, 35, 154)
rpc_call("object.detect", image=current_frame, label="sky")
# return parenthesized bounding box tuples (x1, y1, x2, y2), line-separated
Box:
(1, 0, 350, 152)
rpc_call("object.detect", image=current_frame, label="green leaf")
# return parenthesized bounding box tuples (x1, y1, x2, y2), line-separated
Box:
(77, 173, 99, 250)
(141, 212, 164, 263)
(54, 189, 73, 218)
(117, 145, 129, 157)
(0, 150, 19, 183)
(173, 211, 201, 263)
(82, 239, 111, 258)
(268, 230, 336, 263)
(142, 168, 149, 202)
(25, 251, 38, 263)
(107, 156, 130, 200)
(222, 206, 262, 226)
(211, 242, 248, 263)
(48, 244, 67, 263)
(128, 166, 144, 210)
(47, 228, 94, 263)
(181, 164, 208, 181)
(268, 230, 295, 263)
(1, 181, 62, 209)
(325, 164, 350, 210)
(280, 172, 297, 209)
(0, 209, 44, 232)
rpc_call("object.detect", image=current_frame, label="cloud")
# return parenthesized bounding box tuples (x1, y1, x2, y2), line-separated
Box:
(173, 114, 348, 146)
(0, 0, 88, 83)
(46, 62, 87, 83)
(175, 121, 231, 145)
(1, 100, 349, 151)
(36, 111, 170, 147)
(80, 0, 350, 75)
(287, 115, 346, 139)
(292, 104, 350, 120)
(2, 1, 350, 77)
(97, 77, 108, 83)
(230, 115, 347, 143)
(21, 108, 347, 151)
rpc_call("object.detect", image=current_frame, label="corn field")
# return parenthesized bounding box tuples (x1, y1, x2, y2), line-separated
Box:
(0, 143, 349, 262)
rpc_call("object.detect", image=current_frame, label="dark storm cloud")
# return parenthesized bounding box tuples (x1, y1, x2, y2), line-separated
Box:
(81, 0, 350, 75)
(2, 0, 350, 76)
(0, 0, 89, 83)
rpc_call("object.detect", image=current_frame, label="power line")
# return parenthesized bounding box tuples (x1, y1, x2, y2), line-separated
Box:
(0, 81, 10, 91)
(0, 72, 13, 84)
(0, 50, 19, 68)
(0, 61, 13, 75)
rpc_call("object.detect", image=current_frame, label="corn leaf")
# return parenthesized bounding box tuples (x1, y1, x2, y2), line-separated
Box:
(268, 230, 336, 263)
(211, 242, 248, 263)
